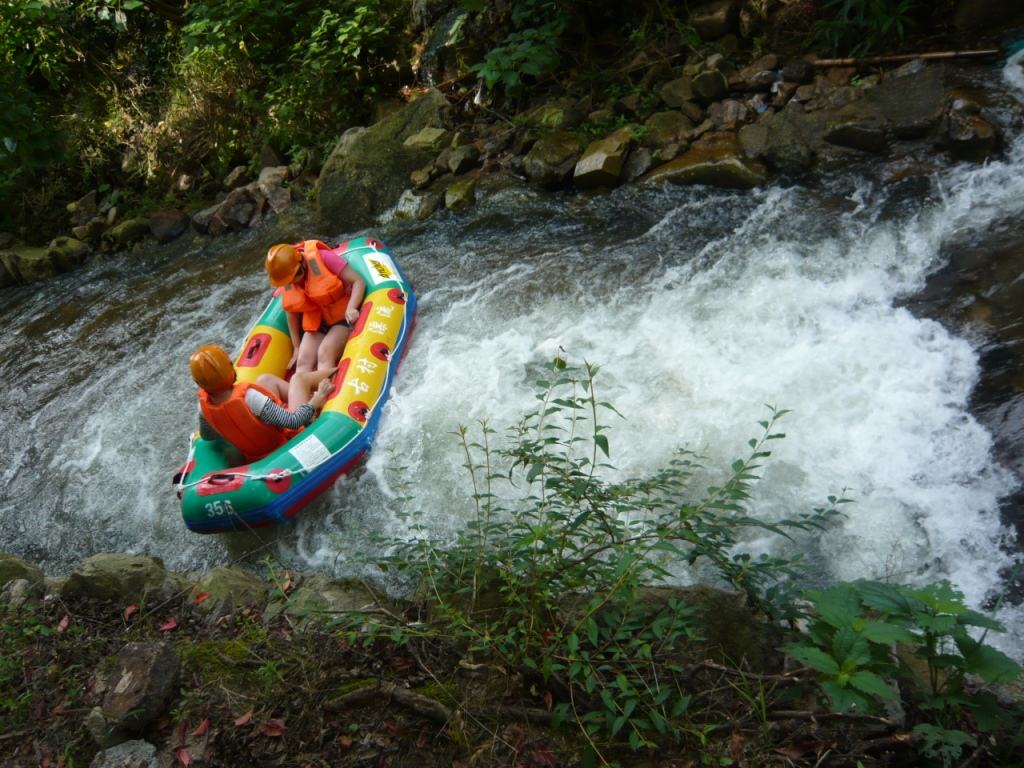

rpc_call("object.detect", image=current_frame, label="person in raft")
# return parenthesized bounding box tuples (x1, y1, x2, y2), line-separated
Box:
(190, 343, 335, 462)
(264, 240, 366, 374)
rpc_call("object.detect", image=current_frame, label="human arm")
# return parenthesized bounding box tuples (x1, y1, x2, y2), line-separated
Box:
(286, 311, 302, 370)
(340, 265, 365, 325)
(247, 379, 333, 430)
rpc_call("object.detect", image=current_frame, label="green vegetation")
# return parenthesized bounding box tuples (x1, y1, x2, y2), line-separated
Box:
(332, 357, 1023, 765)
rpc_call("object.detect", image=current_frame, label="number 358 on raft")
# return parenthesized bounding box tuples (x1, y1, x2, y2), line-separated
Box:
(173, 237, 417, 534)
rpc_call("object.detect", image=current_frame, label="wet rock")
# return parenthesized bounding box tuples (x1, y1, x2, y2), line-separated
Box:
(89, 740, 158, 768)
(257, 166, 292, 214)
(72, 218, 107, 244)
(642, 111, 695, 147)
(738, 108, 815, 175)
(271, 575, 380, 628)
(191, 566, 267, 623)
(781, 59, 815, 85)
(148, 209, 189, 243)
(317, 88, 449, 231)
(48, 236, 91, 271)
(102, 218, 151, 251)
(208, 188, 256, 236)
(403, 126, 451, 151)
(478, 126, 515, 155)
(689, 0, 739, 40)
(0, 552, 43, 590)
(732, 54, 778, 91)
(393, 189, 442, 220)
(410, 165, 434, 189)
(824, 118, 889, 154)
(0, 246, 50, 284)
(223, 165, 250, 190)
(1, 578, 39, 610)
(612, 93, 643, 117)
(448, 144, 480, 175)
(526, 98, 582, 130)
(190, 203, 221, 234)
(60, 554, 184, 605)
(87, 642, 180, 746)
(622, 147, 654, 182)
(445, 175, 477, 211)
(947, 110, 998, 162)
(680, 101, 705, 124)
(642, 132, 767, 189)
(660, 76, 695, 109)
(692, 70, 729, 102)
(523, 131, 583, 188)
(871, 61, 945, 139)
(574, 127, 634, 189)
(708, 99, 751, 130)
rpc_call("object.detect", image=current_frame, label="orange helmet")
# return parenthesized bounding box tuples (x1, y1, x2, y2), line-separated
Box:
(266, 243, 301, 287)
(189, 344, 235, 393)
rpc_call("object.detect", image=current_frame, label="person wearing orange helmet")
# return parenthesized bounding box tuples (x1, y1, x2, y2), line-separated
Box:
(189, 343, 336, 462)
(265, 240, 366, 374)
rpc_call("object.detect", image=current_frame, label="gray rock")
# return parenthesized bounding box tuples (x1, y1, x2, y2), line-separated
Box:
(523, 131, 583, 188)
(690, 0, 739, 40)
(445, 175, 477, 211)
(271, 575, 381, 628)
(72, 218, 107, 244)
(708, 99, 751, 130)
(191, 566, 267, 622)
(316, 88, 449, 231)
(98, 643, 180, 734)
(1, 578, 39, 610)
(732, 54, 778, 91)
(947, 111, 998, 162)
(1, 553, 43, 590)
(659, 77, 695, 109)
(68, 190, 99, 227)
(1, 245, 61, 284)
(870, 62, 945, 139)
(410, 165, 435, 190)
(190, 203, 221, 234)
(738, 108, 815, 175)
(148, 209, 189, 243)
(643, 111, 695, 147)
(208, 188, 256, 236)
(259, 143, 284, 168)
(402, 126, 451, 151)
(693, 70, 729, 102)
(60, 554, 183, 605)
(89, 739, 158, 768)
(622, 147, 653, 182)
(525, 99, 582, 130)
(781, 59, 815, 85)
(642, 133, 767, 189)
(257, 166, 292, 214)
(448, 145, 480, 175)
(102, 218, 151, 251)
(574, 127, 634, 189)
(223, 165, 250, 190)
(393, 189, 441, 220)
(824, 119, 889, 154)
(48, 236, 91, 271)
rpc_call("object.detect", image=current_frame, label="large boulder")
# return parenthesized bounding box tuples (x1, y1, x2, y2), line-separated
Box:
(316, 89, 450, 231)
(102, 218, 151, 252)
(148, 209, 189, 244)
(60, 554, 184, 605)
(738, 107, 816, 175)
(689, 0, 739, 40)
(0, 245, 58, 284)
(869, 61, 946, 139)
(0, 552, 43, 590)
(574, 127, 634, 189)
(642, 132, 767, 189)
(523, 131, 583, 188)
(87, 643, 180, 746)
(642, 111, 695, 147)
(191, 565, 268, 622)
(89, 740, 159, 768)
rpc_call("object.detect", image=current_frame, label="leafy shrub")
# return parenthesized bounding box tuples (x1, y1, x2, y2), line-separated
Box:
(814, 0, 917, 56)
(340, 358, 844, 757)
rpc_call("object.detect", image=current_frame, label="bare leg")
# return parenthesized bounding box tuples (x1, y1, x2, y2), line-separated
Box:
(255, 374, 289, 402)
(295, 331, 323, 374)
(287, 367, 337, 410)
(317, 325, 351, 371)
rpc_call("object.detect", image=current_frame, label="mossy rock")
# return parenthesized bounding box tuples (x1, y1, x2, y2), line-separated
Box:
(0, 553, 43, 589)
(191, 566, 268, 621)
(59, 553, 184, 605)
(642, 133, 767, 189)
(0, 246, 57, 284)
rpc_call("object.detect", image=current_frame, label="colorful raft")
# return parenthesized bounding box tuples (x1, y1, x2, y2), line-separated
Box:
(176, 236, 416, 534)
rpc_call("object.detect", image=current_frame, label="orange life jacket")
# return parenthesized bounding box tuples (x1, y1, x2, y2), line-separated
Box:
(198, 381, 295, 461)
(281, 240, 350, 332)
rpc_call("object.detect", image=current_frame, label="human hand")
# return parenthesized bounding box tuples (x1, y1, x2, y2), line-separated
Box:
(287, 350, 298, 371)
(310, 378, 333, 409)
(345, 307, 360, 325)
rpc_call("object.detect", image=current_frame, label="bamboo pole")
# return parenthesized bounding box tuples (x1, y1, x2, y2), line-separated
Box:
(814, 49, 1001, 68)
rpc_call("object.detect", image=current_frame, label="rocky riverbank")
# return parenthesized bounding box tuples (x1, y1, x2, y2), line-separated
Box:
(2, 5, 1022, 288)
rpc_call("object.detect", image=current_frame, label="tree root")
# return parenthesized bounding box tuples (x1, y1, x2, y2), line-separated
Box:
(324, 681, 453, 724)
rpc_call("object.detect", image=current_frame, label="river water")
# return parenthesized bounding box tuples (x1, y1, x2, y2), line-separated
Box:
(3, 57, 1024, 656)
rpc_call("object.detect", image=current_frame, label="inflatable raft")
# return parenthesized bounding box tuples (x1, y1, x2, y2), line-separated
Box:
(175, 236, 416, 534)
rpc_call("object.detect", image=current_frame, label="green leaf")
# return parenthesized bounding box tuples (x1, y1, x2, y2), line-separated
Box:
(594, 433, 609, 458)
(821, 680, 872, 713)
(860, 620, 916, 645)
(955, 637, 1022, 683)
(782, 644, 840, 675)
(811, 582, 861, 629)
(848, 670, 897, 700)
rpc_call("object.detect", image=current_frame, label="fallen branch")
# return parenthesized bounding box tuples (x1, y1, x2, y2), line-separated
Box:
(814, 49, 1000, 68)
(324, 681, 452, 724)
